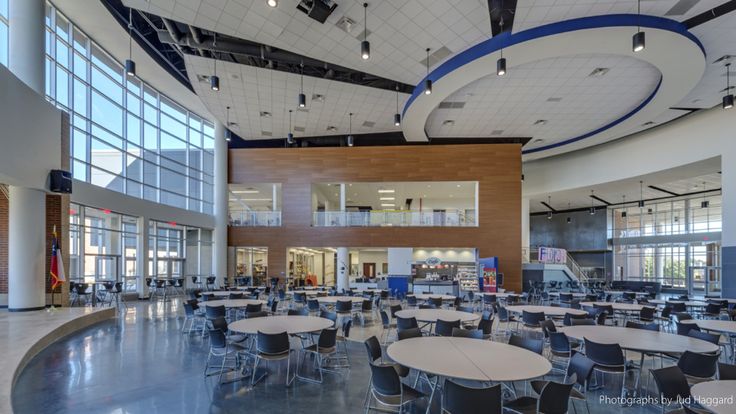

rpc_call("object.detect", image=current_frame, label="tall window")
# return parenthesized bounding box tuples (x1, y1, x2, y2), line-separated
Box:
(0, 0, 8, 67)
(44, 3, 215, 214)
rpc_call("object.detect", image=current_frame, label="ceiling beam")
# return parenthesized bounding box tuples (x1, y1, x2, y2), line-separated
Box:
(590, 195, 611, 205)
(683, 0, 736, 28)
(540, 201, 556, 212)
(487, 0, 518, 36)
(648, 185, 680, 196)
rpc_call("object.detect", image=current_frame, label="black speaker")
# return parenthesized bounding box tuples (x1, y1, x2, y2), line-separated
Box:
(49, 169, 72, 193)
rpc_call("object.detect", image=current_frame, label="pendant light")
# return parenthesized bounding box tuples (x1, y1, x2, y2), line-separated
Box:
(701, 182, 709, 208)
(497, 12, 506, 76)
(287, 109, 294, 145)
(298, 62, 306, 107)
(633, 0, 645, 52)
(566, 202, 572, 224)
(211, 34, 220, 91)
(621, 195, 627, 218)
(723, 63, 734, 109)
(424, 48, 432, 95)
(393, 84, 401, 126)
(125, 8, 136, 77)
(638, 180, 645, 208)
(347, 112, 354, 147)
(225, 106, 232, 142)
(589, 190, 596, 215)
(546, 195, 553, 220)
(361, 3, 370, 60)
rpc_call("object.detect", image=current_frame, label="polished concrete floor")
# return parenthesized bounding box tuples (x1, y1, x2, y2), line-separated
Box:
(13, 299, 666, 414)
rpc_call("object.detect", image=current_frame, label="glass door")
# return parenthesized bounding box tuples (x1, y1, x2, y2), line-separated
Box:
(689, 266, 706, 296)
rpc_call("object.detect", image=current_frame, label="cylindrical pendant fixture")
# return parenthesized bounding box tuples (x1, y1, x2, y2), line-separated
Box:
(298, 62, 306, 107)
(347, 135, 354, 147)
(125, 59, 136, 77)
(210, 75, 220, 91)
(126, 9, 136, 78)
(361, 3, 370, 60)
(632, 31, 645, 52)
(424, 79, 432, 95)
(724, 94, 734, 110)
(724, 63, 733, 110)
(298, 93, 306, 107)
(287, 132, 294, 145)
(394, 113, 401, 126)
(497, 57, 507, 76)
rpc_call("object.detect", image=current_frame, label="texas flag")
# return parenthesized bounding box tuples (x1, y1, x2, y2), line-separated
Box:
(50, 227, 66, 290)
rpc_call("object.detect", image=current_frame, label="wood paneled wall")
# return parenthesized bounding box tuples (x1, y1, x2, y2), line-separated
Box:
(228, 144, 523, 291)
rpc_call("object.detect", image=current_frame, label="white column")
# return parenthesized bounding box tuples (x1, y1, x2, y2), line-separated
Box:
(213, 120, 228, 289)
(336, 247, 349, 292)
(722, 149, 736, 298)
(521, 196, 530, 263)
(7, 0, 47, 310)
(272, 184, 278, 211)
(388, 248, 413, 275)
(136, 216, 149, 299)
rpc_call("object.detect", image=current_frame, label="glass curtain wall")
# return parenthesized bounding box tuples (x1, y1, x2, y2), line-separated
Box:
(0, 0, 7, 67)
(43, 3, 215, 214)
(610, 192, 722, 293)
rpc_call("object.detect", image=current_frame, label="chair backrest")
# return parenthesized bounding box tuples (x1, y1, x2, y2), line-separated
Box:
(548, 332, 571, 353)
(209, 328, 228, 349)
(370, 363, 402, 397)
(205, 305, 226, 320)
(668, 302, 687, 312)
(508, 334, 544, 355)
(687, 329, 719, 345)
(593, 304, 613, 315)
(677, 350, 718, 379)
(584, 338, 625, 366)
(563, 312, 588, 326)
(595, 311, 607, 326)
(442, 380, 502, 414)
(183, 303, 195, 317)
(457, 306, 474, 314)
(307, 299, 321, 311)
(396, 316, 418, 331)
(247, 310, 269, 318)
(288, 308, 309, 316)
(114, 282, 124, 292)
(389, 304, 402, 318)
(639, 306, 656, 321)
(361, 299, 372, 311)
(537, 375, 576, 414)
(229, 293, 244, 299)
(705, 303, 722, 314)
(483, 294, 497, 304)
(294, 292, 306, 303)
(540, 319, 557, 337)
(211, 316, 228, 333)
(676, 321, 699, 336)
(481, 310, 493, 321)
(624, 321, 660, 331)
(651, 366, 691, 400)
(718, 362, 736, 380)
(570, 318, 596, 326)
(407, 296, 418, 306)
(380, 310, 391, 327)
(522, 311, 545, 327)
(257, 331, 290, 355)
(320, 310, 337, 325)
(317, 327, 338, 348)
(429, 297, 443, 307)
(397, 327, 423, 341)
(364, 336, 382, 362)
(451, 327, 484, 339)
(245, 303, 262, 313)
(567, 352, 595, 387)
(418, 304, 436, 309)
(477, 318, 494, 335)
(270, 299, 279, 313)
(342, 318, 352, 338)
(435, 319, 461, 337)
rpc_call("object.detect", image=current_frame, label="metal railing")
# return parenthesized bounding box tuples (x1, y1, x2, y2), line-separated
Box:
(312, 210, 477, 227)
(229, 211, 282, 227)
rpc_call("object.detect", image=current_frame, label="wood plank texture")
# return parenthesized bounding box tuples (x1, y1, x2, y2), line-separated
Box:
(228, 144, 522, 291)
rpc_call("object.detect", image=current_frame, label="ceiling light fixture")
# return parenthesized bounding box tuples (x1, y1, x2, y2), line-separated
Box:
(125, 8, 136, 77)
(424, 48, 432, 95)
(589, 190, 596, 215)
(621, 195, 627, 218)
(378, 189, 395, 193)
(361, 3, 370, 60)
(723, 63, 734, 109)
(638, 180, 645, 208)
(287, 109, 294, 145)
(380, 197, 395, 201)
(266, 0, 277, 8)
(566, 202, 572, 224)
(347, 112, 354, 147)
(225, 106, 232, 142)
(394, 84, 401, 126)
(211, 34, 220, 91)
(547, 195, 553, 220)
(298, 62, 306, 107)
(633, 0, 645, 52)
(701, 182, 709, 208)
(497, 11, 507, 76)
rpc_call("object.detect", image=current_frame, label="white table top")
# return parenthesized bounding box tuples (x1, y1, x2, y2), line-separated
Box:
(229, 315, 333, 335)
(548, 292, 588, 298)
(288, 290, 320, 296)
(394, 309, 480, 323)
(203, 299, 266, 308)
(409, 294, 456, 301)
(207, 291, 251, 297)
(505, 305, 588, 317)
(387, 337, 551, 382)
(646, 299, 706, 307)
(691, 380, 736, 414)
(580, 302, 650, 312)
(561, 325, 719, 354)
(703, 297, 736, 304)
(235, 286, 266, 290)
(681, 319, 736, 335)
(316, 296, 366, 303)
(353, 288, 385, 293)
(604, 291, 651, 296)
(482, 292, 519, 298)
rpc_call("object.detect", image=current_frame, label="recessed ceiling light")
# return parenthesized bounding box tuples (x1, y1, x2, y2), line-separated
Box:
(546, 97, 562, 102)
(380, 197, 395, 201)
(312, 94, 325, 102)
(260, 111, 272, 118)
(266, 0, 278, 7)
(456, 184, 461, 187)
(642, 121, 656, 126)
(533, 138, 545, 143)
(378, 189, 395, 193)
(326, 126, 337, 132)
(588, 68, 610, 77)
(232, 190, 259, 194)
(381, 203, 395, 207)
(442, 120, 455, 126)
(533, 120, 547, 126)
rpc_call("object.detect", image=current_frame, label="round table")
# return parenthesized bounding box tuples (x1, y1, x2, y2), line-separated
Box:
(482, 292, 519, 298)
(409, 293, 456, 301)
(394, 309, 479, 324)
(387, 336, 551, 382)
(505, 305, 587, 317)
(353, 288, 385, 294)
(316, 296, 366, 304)
(645, 299, 706, 307)
(681, 319, 736, 335)
(691, 380, 736, 414)
(229, 315, 334, 335)
(580, 302, 649, 312)
(548, 292, 588, 298)
(288, 290, 320, 296)
(207, 291, 247, 297)
(604, 290, 650, 297)
(203, 299, 266, 308)
(560, 325, 719, 354)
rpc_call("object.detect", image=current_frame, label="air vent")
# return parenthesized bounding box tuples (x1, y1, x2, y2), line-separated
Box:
(442, 120, 455, 126)
(533, 120, 548, 126)
(665, 0, 699, 16)
(588, 68, 610, 77)
(533, 138, 545, 143)
(261, 131, 272, 137)
(642, 121, 656, 126)
(713, 55, 734, 63)
(227, 122, 238, 127)
(326, 126, 338, 132)
(546, 97, 562, 102)
(260, 111, 272, 118)
(312, 94, 325, 102)
(491, 129, 504, 135)
(419, 46, 452, 67)
(438, 101, 466, 109)
(196, 74, 211, 83)
(294, 126, 306, 132)
(362, 121, 375, 128)
(335, 16, 356, 34)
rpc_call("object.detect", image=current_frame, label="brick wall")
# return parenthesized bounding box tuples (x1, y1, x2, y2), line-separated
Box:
(0, 191, 7, 294)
